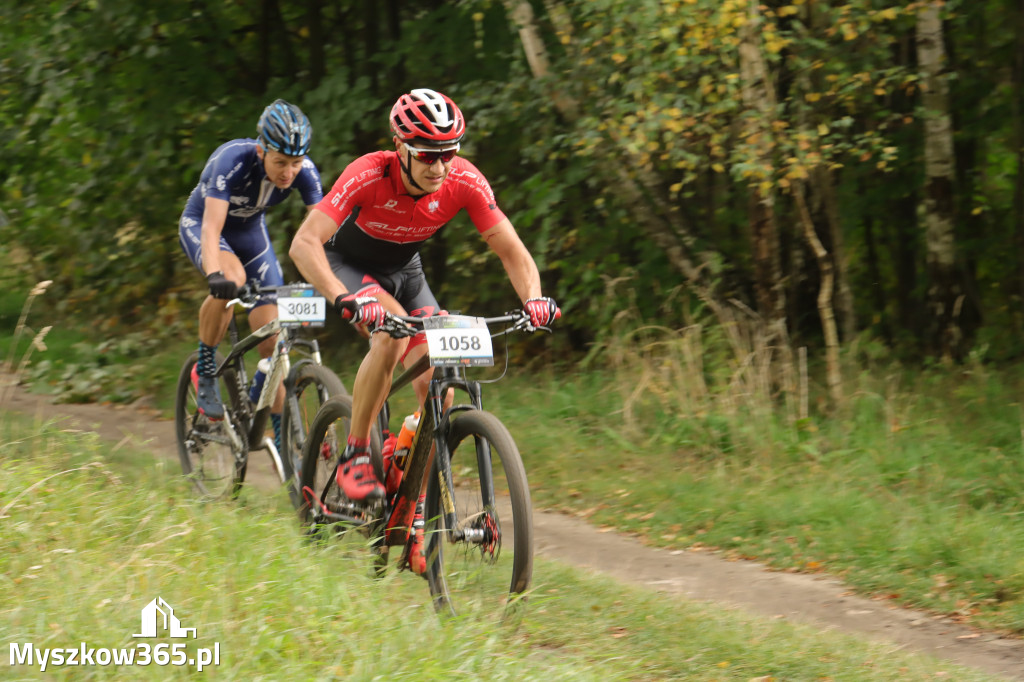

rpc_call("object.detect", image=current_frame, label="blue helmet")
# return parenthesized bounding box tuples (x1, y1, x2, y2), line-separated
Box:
(257, 99, 312, 156)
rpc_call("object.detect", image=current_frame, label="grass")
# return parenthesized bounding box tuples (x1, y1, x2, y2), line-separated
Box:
(5, 277, 1024, 641)
(490, 342, 1024, 635)
(0, 414, 1001, 681)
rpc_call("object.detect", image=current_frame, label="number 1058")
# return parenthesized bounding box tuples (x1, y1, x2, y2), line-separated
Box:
(435, 334, 483, 352)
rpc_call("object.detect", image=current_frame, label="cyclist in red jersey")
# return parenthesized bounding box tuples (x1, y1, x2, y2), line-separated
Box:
(290, 88, 558, 570)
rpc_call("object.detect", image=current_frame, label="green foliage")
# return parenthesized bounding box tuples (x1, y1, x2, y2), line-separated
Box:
(5, 0, 1024, 356)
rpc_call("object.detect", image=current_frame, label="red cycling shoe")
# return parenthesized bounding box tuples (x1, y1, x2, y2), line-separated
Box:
(335, 445, 385, 502)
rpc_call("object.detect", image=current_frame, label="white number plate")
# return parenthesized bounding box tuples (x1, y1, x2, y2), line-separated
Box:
(277, 285, 326, 327)
(423, 315, 493, 367)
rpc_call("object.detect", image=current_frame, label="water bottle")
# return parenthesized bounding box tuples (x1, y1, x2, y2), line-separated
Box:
(393, 411, 420, 470)
(248, 358, 272, 404)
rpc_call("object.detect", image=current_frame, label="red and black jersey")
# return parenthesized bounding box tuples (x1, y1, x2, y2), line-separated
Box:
(317, 151, 506, 271)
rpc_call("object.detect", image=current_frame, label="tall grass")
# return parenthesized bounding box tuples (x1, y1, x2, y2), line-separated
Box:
(5, 272, 1024, 639)
(0, 416, 1002, 681)
(501, 290, 1024, 634)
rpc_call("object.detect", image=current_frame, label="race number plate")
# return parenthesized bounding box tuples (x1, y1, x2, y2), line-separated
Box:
(423, 315, 493, 367)
(277, 285, 326, 327)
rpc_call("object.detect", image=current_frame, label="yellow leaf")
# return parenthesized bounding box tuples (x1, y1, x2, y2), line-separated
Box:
(712, 163, 725, 173)
(817, 123, 829, 136)
(82, 152, 92, 166)
(805, 92, 822, 103)
(670, 182, 683, 193)
(611, 53, 627, 64)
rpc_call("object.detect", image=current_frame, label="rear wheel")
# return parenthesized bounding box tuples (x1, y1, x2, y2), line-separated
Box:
(424, 409, 533, 618)
(298, 395, 382, 529)
(281, 363, 347, 509)
(174, 351, 249, 499)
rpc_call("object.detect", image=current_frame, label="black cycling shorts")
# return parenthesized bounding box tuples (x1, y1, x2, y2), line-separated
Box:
(325, 250, 442, 318)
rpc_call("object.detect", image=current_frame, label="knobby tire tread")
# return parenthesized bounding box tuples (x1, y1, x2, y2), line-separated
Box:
(425, 409, 533, 616)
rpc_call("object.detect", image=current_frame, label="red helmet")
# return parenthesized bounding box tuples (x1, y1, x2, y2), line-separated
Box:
(390, 88, 465, 145)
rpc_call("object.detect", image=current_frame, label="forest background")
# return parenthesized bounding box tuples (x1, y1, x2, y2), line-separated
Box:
(7, 0, 1023, 384)
(8, 0, 1024, 646)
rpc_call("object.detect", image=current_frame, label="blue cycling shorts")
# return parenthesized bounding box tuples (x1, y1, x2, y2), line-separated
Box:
(179, 214, 284, 308)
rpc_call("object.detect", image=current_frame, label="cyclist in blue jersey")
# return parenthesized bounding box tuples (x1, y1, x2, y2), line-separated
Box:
(179, 100, 323, 446)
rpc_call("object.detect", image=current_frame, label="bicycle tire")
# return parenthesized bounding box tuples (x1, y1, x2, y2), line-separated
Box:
(174, 350, 249, 499)
(424, 409, 533, 617)
(298, 395, 383, 526)
(281, 363, 347, 510)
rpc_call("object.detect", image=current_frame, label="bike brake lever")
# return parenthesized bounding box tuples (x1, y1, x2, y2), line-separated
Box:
(373, 314, 418, 338)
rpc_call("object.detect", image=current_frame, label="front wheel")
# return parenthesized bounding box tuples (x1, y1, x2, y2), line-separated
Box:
(174, 351, 249, 499)
(281, 363, 347, 509)
(424, 410, 533, 618)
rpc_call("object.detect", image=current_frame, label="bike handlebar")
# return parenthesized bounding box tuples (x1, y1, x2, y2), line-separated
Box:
(333, 299, 544, 338)
(225, 281, 313, 310)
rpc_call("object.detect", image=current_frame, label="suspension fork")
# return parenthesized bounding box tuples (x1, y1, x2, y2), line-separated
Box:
(430, 373, 497, 540)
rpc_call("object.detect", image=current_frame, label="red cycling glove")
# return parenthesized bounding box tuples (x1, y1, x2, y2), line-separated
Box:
(524, 297, 560, 329)
(336, 293, 387, 329)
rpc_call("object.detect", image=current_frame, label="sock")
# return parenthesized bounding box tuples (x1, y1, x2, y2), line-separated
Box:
(271, 413, 282, 453)
(346, 436, 370, 455)
(197, 341, 218, 377)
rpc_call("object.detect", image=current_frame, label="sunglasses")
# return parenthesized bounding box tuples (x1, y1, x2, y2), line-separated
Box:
(405, 144, 460, 165)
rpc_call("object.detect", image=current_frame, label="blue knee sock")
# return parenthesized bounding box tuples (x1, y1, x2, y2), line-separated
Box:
(198, 341, 217, 377)
(271, 413, 282, 453)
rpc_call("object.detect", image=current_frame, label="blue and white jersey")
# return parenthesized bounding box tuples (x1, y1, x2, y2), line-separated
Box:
(180, 138, 323, 231)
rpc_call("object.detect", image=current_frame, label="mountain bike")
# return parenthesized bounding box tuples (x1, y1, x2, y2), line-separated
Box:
(299, 307, 540, 617)
(174, 282, 346, 503)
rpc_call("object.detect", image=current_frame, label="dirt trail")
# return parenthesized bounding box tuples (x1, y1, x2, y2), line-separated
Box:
(2, 378, 1023, 680)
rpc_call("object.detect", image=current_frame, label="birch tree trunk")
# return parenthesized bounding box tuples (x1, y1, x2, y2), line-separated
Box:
(737, 0, 784, 323)
(916, 2, 963, 360)
(813, 167, 855, 342)
(795, 182, 843, 407)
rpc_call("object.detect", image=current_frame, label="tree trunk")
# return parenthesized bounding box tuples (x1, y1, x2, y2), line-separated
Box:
(1015, 0, 1024, 328)
(737, 0, 784, 323)
(813, 167, 855, 341)
(794, 182, 843, 408)
(862, 211, 891, 343)
(916, 2, 963, 360)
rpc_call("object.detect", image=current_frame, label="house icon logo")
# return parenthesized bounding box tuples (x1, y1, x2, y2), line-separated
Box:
(133, 597, 197, 639)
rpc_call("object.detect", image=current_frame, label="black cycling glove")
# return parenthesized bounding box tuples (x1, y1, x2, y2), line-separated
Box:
(207, 271, 238, 300)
